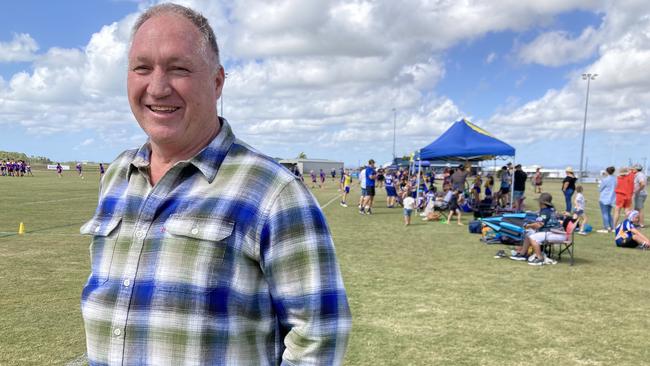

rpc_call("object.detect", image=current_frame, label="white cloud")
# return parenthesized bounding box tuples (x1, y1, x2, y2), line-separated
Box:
(486, 52, 497, 64)
(2, 0, 648, 164)
(517, 26, 601, 66)
(0, 33, 39, 62)
(490, 1, 650, 144)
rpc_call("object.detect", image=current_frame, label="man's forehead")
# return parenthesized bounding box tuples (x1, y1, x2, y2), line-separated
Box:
(131, 14, 202, 49)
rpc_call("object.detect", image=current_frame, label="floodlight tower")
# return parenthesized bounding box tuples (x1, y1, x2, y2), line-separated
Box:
(392, 108, 397, 163)
(579, 73, 597, 181)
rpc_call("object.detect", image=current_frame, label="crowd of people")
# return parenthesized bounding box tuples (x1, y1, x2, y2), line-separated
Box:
(317, 160, 648, 262)
(1, 160, 33, 177)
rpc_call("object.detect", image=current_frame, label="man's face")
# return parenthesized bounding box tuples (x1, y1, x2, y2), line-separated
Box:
(127, 14, 224, 150)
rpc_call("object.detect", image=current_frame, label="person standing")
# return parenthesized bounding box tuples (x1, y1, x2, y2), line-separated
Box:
(340, 169, 351, 207)
(597, 166, 617, 233)
(561, 167, 577, 212)
(533, 167, 543, 193)
(513, 164, 528, 211)
(358, 165, 367, 211)
(613, 167, 636, 228)
(632, 164, 647, 228)
(362, 159, 377, 214)
(385, 169, 398, 208)
(79, 4, 350, 364)
(450, 164, 469, 192)
(574, 185, 588, 235)
(56, 163, 63, 178)
(498, 166, 511, 207)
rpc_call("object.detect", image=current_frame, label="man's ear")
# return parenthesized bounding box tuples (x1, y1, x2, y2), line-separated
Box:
(215, 66, 225, 99)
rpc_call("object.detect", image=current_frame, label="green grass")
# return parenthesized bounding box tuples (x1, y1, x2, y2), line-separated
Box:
(1, 171, 649, 365)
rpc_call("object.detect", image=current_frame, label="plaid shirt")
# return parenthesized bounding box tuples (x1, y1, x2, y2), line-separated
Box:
(80, 119, 351, 365)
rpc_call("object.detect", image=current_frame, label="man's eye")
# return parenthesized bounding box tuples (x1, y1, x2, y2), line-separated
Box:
(172, 67, 190, 74)
(132, 66, 151, 73)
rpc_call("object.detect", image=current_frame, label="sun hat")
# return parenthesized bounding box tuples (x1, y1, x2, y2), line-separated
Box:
(565, 166, 574, 173)
(619, 167, 629, 176)
(632, 164, 643, 171)
(627, 210, 639, 221)
(534, 192, 554, 208)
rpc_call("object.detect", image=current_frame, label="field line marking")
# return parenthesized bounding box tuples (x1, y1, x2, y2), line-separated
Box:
(320, 194, 341, 209)
(22, 196, 96, 205)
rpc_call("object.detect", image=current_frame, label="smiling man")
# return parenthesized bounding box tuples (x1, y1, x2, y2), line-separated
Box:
(80, 4, 350, 365)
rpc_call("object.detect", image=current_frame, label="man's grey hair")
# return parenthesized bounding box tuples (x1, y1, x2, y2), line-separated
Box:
(131, 3, 221, 67)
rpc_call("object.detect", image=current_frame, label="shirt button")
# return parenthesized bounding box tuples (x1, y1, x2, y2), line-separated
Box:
(191, 228, 199, 235)
(113, 328, 122, 336)
(135, 230, 145, 239)
(123, 279, 130, 287)
(94, 226, 100, 233)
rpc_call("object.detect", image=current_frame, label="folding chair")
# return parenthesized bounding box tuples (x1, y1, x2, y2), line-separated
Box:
(541, 221, 577, 265)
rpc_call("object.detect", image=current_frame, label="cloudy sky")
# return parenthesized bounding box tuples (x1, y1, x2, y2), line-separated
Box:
(1, 0, 649, 169)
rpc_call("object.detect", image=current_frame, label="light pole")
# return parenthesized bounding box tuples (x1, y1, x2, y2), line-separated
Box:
(579, 73, 597, 181)
(392, 108, 396, 163)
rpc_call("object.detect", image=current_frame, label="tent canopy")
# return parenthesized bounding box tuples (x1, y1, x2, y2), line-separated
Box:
(418, 118, 515, 161)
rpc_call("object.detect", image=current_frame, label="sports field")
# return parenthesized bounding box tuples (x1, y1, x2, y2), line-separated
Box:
(1, 170, 649, 365)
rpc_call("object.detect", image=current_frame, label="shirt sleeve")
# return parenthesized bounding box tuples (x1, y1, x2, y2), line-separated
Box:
(260, 180, 351, 365)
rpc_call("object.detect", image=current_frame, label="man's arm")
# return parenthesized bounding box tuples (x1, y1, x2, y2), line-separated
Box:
(260, 180, 351, 365)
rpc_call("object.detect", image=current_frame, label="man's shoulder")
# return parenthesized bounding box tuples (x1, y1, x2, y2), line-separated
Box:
(226, 140, 296, 184)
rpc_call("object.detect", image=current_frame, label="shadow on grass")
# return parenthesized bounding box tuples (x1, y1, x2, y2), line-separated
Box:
(0, 221, 86, 239)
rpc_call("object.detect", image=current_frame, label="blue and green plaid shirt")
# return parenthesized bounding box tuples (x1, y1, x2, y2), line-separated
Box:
(80, 119, 351, 365)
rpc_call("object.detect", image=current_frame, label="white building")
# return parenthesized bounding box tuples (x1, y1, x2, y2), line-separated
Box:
(279, 158, 344, 175)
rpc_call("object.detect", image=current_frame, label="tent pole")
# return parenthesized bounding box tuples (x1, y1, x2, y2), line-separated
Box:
(416, 154, 422, 212)
(510, 155, 515, 210)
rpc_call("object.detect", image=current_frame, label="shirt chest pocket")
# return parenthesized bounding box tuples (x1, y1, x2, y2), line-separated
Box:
(158, 215, 234, 293)
(80, 215, 123, 286)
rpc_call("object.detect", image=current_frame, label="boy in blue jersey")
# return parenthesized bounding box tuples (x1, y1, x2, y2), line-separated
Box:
(615, 210, 649, 249)
(362, 159, 377, 214)
(385, 170, 397, 208)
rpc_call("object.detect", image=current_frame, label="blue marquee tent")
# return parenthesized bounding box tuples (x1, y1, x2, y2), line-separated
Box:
(414, 118, 517, 208)
(418, 118, 515, 161)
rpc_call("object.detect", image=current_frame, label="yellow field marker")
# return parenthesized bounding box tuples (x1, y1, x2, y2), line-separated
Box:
(18, 222, 25, 235)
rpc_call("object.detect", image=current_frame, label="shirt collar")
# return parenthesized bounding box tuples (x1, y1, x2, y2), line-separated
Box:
(128, 117, 235, 184)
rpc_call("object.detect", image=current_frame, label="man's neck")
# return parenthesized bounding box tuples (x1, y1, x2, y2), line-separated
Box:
(148, 121, 220, 186)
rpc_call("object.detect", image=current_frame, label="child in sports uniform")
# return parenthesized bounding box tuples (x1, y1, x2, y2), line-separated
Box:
(574, 185, 588, 235)
(340, 170, 352, 207)
(615, 210, 650, 249)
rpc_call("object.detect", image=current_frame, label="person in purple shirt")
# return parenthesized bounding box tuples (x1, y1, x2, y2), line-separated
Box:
(56, 163, 63, 178)
(319, 168, 326, 188)
(310, 169, 317, 188)
(99, 163, 105, 179)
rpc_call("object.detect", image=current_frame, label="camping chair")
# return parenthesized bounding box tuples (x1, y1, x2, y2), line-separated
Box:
(480, 213, 527, 245)
(541, 221, 577, 265)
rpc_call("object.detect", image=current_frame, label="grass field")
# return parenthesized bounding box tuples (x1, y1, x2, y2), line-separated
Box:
(1, 170, 649, 365)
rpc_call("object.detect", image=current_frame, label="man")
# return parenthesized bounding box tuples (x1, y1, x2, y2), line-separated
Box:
(510, 193, 563, 266)
(497, 165, 511, 207)
(80, 4, 350, 365)
(358, 165, 367, 212)
(450, 163, 469, 192)
(615, 210, 650, 249)
(632, 164, 647, 228)
(512, 164, 527, 211)
(362, 159, 377, 214)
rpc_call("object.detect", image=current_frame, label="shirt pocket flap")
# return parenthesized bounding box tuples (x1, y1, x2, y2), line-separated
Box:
(165, 215, 234, 241)
(80, 216, 122, 237)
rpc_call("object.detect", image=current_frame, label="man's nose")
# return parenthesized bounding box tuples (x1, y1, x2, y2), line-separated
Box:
(147, 69, 172, 98)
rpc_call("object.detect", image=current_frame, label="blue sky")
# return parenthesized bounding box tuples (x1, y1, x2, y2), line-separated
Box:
(1, 1, 648, 170)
